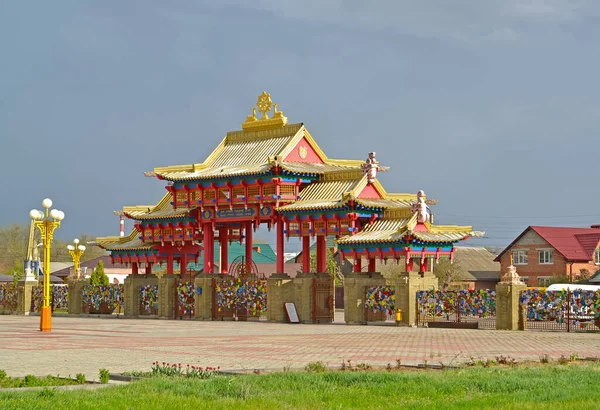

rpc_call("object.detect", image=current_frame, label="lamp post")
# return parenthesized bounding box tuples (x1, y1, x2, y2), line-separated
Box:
(67, 239, 86, 280)
(29, 198, 65, 332)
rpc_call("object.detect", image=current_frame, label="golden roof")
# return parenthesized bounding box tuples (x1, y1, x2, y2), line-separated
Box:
(152, 93, 378, 182)
(96, 229, 157, 251)
(122, 193, 195, 220)
(336, 215, 482, 245)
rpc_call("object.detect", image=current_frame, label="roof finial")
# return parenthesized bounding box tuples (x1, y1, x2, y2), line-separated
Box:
(242, 91, 288, 131)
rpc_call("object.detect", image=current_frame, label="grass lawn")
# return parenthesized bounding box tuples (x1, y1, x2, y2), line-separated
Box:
(1, 364, 599, 409)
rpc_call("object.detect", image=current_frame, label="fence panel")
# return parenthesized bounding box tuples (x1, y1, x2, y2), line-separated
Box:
(31, 285, 69, 312)
(364, 286, 395, 322)
(214, 278, 267, 320)
(175, 281, 195, 319)
(0, 284, 18, 312)
(520, 288, 599, 332)
(82, 284, 124, 314)
(416, 289, 496, 329)
(139, 285, 158, 315)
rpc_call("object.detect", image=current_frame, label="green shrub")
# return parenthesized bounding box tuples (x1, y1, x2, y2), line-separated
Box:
(99, 369, 110, 384)
(0, 369, 6, 380)
(75, 373, 86, 384)
(305, 361, 328, 373)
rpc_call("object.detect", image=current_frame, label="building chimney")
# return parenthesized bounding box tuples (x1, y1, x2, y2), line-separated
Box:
(591, 225, 600, 229)
(252, 246, 261, 253)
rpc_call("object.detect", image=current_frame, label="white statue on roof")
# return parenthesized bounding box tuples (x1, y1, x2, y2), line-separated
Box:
(410, 190, 431, 224)
(362, 152, 378, 183)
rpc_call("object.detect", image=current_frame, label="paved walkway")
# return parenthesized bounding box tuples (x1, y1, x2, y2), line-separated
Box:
(1, 315, 599, 380)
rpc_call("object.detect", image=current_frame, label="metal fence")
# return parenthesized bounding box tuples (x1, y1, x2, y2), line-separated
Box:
(31, 285, 69, 312)
(520, 288, 599, 332)
(82, 284, 124, 314)
(0, 283, 18, 312)
(416, 289, 496, 329)
(364, 286, 395, 322)
(139, 284, 158, 315)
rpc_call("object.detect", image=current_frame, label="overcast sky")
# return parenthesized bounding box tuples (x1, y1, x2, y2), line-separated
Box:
(1, 1, 599, 253)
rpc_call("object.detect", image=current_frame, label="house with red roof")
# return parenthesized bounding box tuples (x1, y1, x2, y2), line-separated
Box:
(494, 225, 600, 286)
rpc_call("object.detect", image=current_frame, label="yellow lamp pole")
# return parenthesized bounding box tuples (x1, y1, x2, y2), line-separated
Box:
(67, 239, 86, 280)
(30, 198, 64, 332)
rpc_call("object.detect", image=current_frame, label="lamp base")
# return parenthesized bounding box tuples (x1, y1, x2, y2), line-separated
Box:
(40, 307, 52, 332)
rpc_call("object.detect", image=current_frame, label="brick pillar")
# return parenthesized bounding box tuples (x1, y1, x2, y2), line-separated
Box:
(158, 275, 176, 319)
(344, 272, 385, 324)
(67, 279, 88, 315)
(393, 271, 438, 326)
(496, 283, 526, 330)
(17, 279, 38, 315)
(267, 273, 293, 322)
(194, 275, 213, 320)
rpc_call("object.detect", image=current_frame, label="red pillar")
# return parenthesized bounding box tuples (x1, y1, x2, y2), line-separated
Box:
(145, 263, 152, 275)
(203, 223, 214, 274)
(220, 227, 229, 274)
(276, 217, 284, 273)
(353, 257, 362, 273)
(368, 258, 376, 272)
(131, 262, 139, 275)
(316, 235, 326, 273)
(302, 236, 311, 273)
(180, 254, 188, 275)
(167, 254, 174, 275)
(245, 222, 253, 267)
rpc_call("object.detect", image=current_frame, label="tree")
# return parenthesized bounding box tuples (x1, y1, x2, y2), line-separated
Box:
(309, 250, 344, 285)
(89, 260, 109, 285)
(433, 257, 467, 290)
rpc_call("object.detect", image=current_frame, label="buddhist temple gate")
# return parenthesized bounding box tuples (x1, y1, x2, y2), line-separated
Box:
(96, 91, 482, 323)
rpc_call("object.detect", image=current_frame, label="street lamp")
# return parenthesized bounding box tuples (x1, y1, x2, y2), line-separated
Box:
(29, 198, 65, 332)
(67, 239, 86, 280)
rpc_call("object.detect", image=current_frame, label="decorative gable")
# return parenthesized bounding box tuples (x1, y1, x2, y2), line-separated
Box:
(283, 136, 324, 163)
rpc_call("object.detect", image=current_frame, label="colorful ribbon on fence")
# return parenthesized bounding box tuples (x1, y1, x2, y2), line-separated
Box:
(364, 286, 395, 315)
(416, 289, 496, 319)
(176, 282, 195, 316)
(215, 278, 267, 314)
(82, 284, 124, 313)
(0, 284, 18, 311)
(520, 289, 599, 324)
(30, 285, 68, 312)
(140, 285, 158, 313)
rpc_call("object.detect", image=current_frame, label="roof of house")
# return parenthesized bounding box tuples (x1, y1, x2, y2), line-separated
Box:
(52, 256, 115, 278)
(0, 274, 63, 283)
(495, 226, 600, 262)
(171, 242, 278, 272)
(287, 236, 337, 263)
(589, 271, 600, 284)
(454, 247, 501, 282)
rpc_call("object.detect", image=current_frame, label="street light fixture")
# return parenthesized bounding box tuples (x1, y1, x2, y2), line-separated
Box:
(29, 198, 65, 332)
(67, 238, 86, 280)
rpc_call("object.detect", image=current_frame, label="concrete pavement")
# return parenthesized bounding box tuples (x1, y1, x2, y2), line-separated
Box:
(0, 315, 599, 380)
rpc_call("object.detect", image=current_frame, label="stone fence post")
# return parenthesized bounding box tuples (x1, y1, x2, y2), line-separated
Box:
(67, 279, 88, 315)
(267, 273, 293, 322)
(496, 283, 526, 330)
(392, 272, 438, 326)
(194, 275, 214, 320)
(124, 274, 158, 318)
(17, 279, 38, 315)
(344, 272, 386, 324)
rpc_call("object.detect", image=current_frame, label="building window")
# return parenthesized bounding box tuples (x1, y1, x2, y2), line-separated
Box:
(595, 249, 600, 265)
(538, 250, 553, 264)
(512, 250, 528, 265)
(538, 277, 551, 287)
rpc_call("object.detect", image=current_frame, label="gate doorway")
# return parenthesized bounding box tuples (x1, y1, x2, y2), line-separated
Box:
(175, 270, 197, 320)
(312, 277, 334, 324)
(212, 256, 267, 321)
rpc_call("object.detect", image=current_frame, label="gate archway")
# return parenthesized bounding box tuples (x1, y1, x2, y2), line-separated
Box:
(212, 256, 267, 321)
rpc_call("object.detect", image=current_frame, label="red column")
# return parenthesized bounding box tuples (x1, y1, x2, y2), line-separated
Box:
(167, 254, 174, 274)
(132, 262, 139, 275)
(316, 235, 326, 273)
(220, 227, 229, 274)
(203, 223, 213, 273)
(245, 222, 253, 267)
(368, 258, 376, 272)
(180, 254, 188, 275)
(302, 236, 311, 273)
(353, 256, 362, 273)
(145, 263, 152, 275)
(276, 217, 284, 273)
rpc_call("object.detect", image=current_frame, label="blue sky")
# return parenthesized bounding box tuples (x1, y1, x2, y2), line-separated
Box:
(1, 1, 599, 253)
